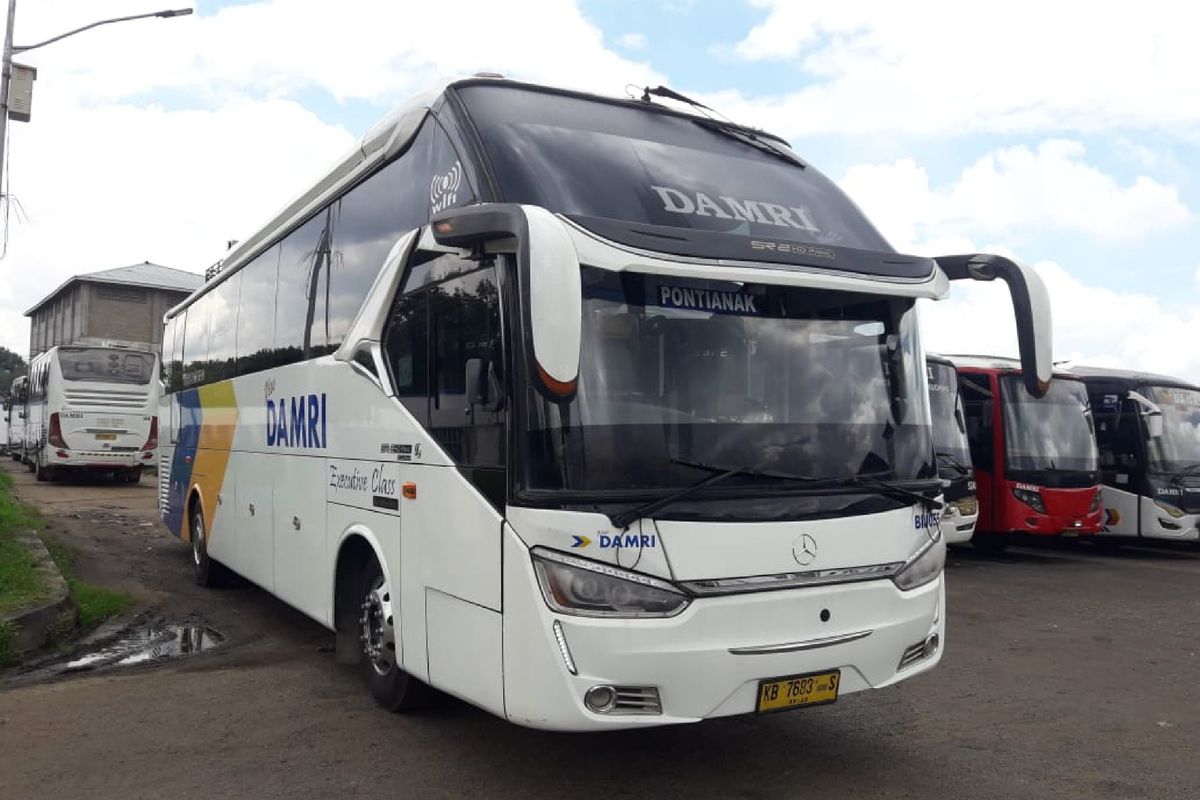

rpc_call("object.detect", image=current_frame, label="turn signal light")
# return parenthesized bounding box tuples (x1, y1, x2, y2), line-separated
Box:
(402, 482, 417, 499)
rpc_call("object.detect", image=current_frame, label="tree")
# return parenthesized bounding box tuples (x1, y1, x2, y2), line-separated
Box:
(0, 346, 27, 396)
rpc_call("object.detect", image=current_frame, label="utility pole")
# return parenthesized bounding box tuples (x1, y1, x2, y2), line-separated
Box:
(0, 3, 192, 202)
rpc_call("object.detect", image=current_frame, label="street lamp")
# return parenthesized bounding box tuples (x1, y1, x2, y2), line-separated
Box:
(0, 4, 193, 200)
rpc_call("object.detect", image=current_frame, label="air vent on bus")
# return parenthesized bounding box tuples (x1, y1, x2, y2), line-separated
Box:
(64, 388, 151, 410)
(158, 450, 171, 513)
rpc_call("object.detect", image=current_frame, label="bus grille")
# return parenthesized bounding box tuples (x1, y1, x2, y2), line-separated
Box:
(158, 450, 171, 515)
(63, 388, 151, 410)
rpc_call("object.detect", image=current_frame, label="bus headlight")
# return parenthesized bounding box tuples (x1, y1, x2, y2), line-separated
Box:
(1088, 492, 1102, 513)
(1154, 499, 1186, 519)
(952, 496, 978, 517)
(1012, 487, 1046, 513)
(892, 529, 946, 592)
(531, 548, 690, 618)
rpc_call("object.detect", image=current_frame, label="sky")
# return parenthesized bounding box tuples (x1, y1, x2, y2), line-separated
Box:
(1, 0, 1198, 379)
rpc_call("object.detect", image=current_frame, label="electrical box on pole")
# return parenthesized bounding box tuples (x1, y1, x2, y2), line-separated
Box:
(7, 62, 36, 122)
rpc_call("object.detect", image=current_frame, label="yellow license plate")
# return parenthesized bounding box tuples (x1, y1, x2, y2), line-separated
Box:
(95, 433, 117, 441)
(756, 669, 841, 713)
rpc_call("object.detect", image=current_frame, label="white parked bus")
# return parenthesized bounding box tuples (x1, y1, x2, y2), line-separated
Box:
(158, 77, 1053, 730)
(1076, 366, 1200, 545)
(4, 375, 28, 458)
(926, 355, 978, 544)
(22, 345, 159, 483)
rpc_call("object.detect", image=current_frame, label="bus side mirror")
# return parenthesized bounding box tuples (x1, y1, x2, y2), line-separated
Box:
(1145, 412, 1163, 439)
(1126, 391, 1164, 438)
(432, 203, 581, 401)
(937, 253, 1053, 398)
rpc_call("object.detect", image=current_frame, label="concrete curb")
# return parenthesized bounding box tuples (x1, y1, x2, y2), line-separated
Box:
(1, 529, 77, 653)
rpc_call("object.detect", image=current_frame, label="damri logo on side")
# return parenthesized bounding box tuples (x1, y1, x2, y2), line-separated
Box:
(650, 185, 821, 234)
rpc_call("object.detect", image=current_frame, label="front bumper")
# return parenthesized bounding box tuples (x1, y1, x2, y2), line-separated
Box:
(942, 512, 978, 544)
(502, 534, 945, 731)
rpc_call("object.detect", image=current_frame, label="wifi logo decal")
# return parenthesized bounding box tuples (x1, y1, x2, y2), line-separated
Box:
(430, 161, 463, 214)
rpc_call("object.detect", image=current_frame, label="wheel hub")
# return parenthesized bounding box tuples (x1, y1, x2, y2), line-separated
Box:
(359, 578, 395, 675)
(191, 516, 204, 566)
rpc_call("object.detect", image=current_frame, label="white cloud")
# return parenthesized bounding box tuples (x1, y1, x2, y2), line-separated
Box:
(617, 32, 647, 49)
(0, 0, 665, 357)
(922, 260, 1200, 384)
(839, 140, 1190, 250)
(719, 0, 1200, 138)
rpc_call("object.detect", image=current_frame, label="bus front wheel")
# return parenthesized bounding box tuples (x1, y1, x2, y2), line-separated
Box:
(189, 504, 223, 587)
(358, 555, 435, 712)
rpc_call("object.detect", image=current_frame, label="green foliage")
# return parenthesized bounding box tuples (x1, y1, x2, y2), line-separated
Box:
(0, 472, 49, 616)
(42, 536, 132, 629)
(0, 345, 26, 395)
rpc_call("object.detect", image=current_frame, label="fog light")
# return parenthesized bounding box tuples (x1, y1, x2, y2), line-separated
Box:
(584, 685, 617, 714)
(923, 634, 940, 659)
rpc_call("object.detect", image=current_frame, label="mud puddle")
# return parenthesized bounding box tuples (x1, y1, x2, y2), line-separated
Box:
(11, 615, 226, 682)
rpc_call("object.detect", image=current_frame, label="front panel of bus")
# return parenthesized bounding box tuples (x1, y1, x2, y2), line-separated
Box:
(1092, 383, 1200, 541)
(927, 360, 977, 543)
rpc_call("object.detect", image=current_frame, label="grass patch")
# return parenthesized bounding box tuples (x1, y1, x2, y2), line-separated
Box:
(42, 537, 133, 629)
(0, 471, 49, 616)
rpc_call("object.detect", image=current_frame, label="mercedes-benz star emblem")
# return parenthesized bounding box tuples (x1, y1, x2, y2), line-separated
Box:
(792, 533, 818, 566)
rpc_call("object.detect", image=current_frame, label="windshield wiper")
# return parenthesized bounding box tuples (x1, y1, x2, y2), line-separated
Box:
(1168, 462, 1200, 485)
(607, 458, 939, 529)
(935, 451, 972, 476)
(639, 85, 806, 169)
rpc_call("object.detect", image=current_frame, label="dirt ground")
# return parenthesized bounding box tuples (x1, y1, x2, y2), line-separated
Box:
(0, 456, 1197, 800)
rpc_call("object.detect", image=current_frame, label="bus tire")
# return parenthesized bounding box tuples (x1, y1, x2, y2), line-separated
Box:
(972, 533, 1009, 554)
(124, 467, 142, 485)
(34, 451, 52, 482)
(189, 503, 222, 587)
(358, 554, 435, 712)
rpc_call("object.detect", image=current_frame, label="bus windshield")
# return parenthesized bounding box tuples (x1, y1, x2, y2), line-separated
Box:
(58, 348, 156, 385)
(1143, 385, 1200, 473)
(1001, 377, 1098, 476)
(523, 268, 934, 496)
(459, 84, 890, 252)
(928, 362, 971, 476)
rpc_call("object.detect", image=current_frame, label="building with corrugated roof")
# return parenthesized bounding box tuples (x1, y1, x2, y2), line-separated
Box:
(24, 261, 203, 357)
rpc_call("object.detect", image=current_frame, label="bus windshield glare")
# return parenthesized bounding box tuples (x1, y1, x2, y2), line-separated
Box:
(928, 362, 971, 475)
(58, 348, 156, 385)
(1143, 386, 1200, 473)
(1000, 377, 1098, 474)
(523, 268, 934, 495)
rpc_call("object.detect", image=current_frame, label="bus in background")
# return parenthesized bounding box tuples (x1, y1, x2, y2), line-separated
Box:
(949, 356, 1101, 552)
(158, 77, 1054, 731)
(927, 355, 977, 545)
(1074, 366, 1200, 545)
(4, 376, 28, 458)
(22, 345, 159, 483)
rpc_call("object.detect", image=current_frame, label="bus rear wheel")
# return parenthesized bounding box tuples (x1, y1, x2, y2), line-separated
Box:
(358, 555, 434, 712)
(122, 467, 142, 485)
(34, 451, 54, 482)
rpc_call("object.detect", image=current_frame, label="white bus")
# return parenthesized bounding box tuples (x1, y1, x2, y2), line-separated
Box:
(4, 376, 28, 458)
(22, 345, 159, 483)
(926, 355, 978, 544)
(158, 77, 1053, 730)
(1076, 366, 1200, 545)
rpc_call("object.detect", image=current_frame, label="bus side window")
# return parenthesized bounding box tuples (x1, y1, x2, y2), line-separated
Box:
(385, 291, 431, 426)
(959, 375, 994, 469)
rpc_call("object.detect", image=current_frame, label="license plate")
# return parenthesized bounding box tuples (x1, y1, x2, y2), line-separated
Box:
(756, 669, 840, 713)
(95, 433, 117, 441)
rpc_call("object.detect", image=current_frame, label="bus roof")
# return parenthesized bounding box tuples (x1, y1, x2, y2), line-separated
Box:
(1068, 365, 1199, 392)
(166, 75, 801, 321)
(944, 354, 1083, 381)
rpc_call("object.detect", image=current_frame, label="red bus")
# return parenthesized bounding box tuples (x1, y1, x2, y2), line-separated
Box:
(948, 356, 1102, 552)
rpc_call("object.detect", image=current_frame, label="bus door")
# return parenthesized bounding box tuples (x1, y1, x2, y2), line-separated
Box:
(960, 372, 997, 532)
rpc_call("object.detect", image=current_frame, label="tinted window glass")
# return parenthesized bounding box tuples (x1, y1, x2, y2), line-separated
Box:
(182, 296, 212, 387)
(428, 268, 503, 467)
(384, 292, 430, 426)
(161, 316, 175, 383)
(959, 374, 994, 469)
(168, 311, 186, 393)
(58, 348, 156, 385)
(275, 212, 332, 365)
(459, 85, 889, 251)
(207, 271, 241, 382)
(235, 245, 280, 375)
